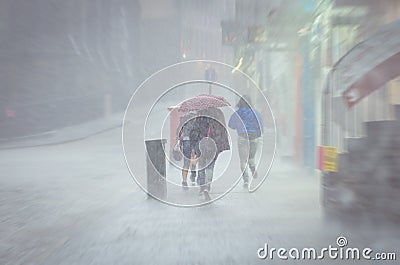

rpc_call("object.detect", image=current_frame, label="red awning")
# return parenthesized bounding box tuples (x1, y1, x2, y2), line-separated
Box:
(325, 19, 400, 108)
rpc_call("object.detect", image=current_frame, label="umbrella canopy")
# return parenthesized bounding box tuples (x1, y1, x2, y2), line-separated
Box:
(178, 94, 230, 112)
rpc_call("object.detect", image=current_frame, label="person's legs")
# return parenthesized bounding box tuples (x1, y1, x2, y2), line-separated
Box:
(197, 154, 216, 198)
(181, 141, 191, 190)
(248, 138, 259, 178)
(197, 157, 209, 190)
(197, 167, 206, 194)
(194, 145, 207, 194)
(189, 149, 197, 184)
(201, 156, 217, 201)
(181, 168, 188, 189)
(204, 157, 216, 192)
(238, 136, 250, 184)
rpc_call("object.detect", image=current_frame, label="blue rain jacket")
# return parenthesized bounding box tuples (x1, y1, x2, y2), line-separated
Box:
(228, 107, 263, 139)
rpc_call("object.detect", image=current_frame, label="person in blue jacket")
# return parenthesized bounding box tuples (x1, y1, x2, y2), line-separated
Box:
(228, 95, 263, 188)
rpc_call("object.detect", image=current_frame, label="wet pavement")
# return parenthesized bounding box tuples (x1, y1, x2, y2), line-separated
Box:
(1, 127, 399, 265)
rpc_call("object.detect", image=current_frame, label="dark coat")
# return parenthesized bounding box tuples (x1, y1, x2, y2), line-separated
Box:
(190, 108, 230, 155)
(176, 112, 196, 140)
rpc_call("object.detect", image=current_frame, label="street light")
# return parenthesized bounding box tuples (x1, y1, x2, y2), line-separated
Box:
(204, 65, 216, 94)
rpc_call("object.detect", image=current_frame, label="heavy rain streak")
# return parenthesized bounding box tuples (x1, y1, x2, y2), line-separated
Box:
(1, 1, 399, 264)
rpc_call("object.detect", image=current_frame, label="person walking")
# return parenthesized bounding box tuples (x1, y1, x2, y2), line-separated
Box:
(190, 107, 230, 200)
(177, 94, 231, 200)
(228, 95, 263, 188)
(176, 111, 198, 190)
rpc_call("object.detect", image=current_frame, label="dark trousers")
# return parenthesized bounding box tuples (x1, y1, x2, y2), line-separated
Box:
(197, 156, 217, 191)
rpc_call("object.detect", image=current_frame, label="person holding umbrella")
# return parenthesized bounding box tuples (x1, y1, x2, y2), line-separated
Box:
(228, 95, 263, 188)
(178, 94, 230, 201)
(175, 111, 198, 189)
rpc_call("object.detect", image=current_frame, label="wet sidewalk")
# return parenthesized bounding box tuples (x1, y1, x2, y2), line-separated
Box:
(1, 126, 399, 265)
(2, 109, 399, 264)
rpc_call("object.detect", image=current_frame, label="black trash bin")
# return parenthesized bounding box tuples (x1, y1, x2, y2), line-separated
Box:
(145, 139, 167, 200)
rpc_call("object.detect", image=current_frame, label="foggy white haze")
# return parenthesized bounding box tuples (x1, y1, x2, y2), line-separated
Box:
(1, 1, 399, 264)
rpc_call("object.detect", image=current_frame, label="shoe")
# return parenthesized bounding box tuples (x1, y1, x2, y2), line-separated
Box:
(182, 181, 189, 190)
(203, 189, 211, 201)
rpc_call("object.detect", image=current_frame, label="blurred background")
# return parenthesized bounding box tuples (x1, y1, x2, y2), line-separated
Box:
(1, 0, 400, 264)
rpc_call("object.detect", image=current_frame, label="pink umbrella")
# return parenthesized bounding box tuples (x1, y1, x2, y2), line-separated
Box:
(178, 94, 230, 112)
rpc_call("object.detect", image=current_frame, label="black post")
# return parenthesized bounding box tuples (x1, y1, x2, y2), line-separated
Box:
(145, 139, 167, 200)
